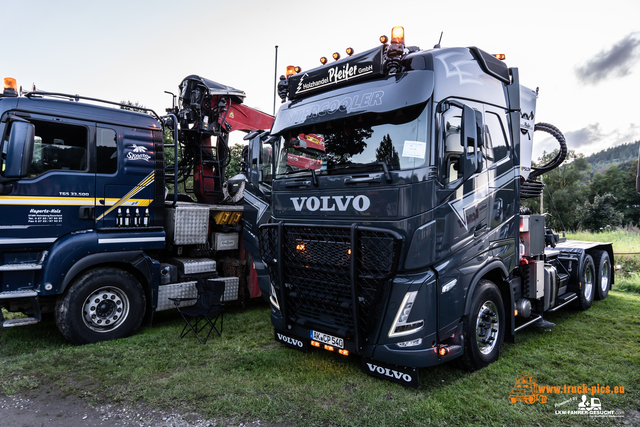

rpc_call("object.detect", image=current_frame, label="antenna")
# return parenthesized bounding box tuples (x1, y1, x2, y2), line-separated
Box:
(273, 45, 279, 116)
(434, 32, 443, 49)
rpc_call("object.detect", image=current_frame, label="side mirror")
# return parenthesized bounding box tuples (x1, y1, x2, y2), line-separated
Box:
(460, 105, 479, 181)
(4, 121, 35, 179)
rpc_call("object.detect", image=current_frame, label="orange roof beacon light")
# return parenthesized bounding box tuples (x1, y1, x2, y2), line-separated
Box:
(286, 65, 302, 78)
(3, 77, 18, 97)
(391, 26, 405, 46)
(385, 26, 406, 74)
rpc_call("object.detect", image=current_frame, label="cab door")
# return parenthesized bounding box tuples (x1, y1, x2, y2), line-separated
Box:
(243, 132, 274, 297)
(0, 114, 95, 252)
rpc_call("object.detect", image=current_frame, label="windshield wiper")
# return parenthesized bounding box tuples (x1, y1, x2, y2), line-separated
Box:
(330, 161, 392, 183)
(282, 168, 319, 186)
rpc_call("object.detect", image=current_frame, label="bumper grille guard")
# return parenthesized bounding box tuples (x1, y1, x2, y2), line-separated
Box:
(259, 223, 402, 351)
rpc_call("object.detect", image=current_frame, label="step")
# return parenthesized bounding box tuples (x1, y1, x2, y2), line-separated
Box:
(171, 258, 216, 275)
(0, 263, 42, 271)
(2, 317, 40, 327)
(549, 292, 578, 312)
(0, 290, 38, 300)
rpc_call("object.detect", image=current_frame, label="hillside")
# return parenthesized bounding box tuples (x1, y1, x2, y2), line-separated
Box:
(585, 140, 640, 175)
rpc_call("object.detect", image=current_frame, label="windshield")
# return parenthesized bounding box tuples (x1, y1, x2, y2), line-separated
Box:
(275, 103, 428, 178)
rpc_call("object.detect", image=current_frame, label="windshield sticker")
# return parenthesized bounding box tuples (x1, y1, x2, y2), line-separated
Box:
(277, 91, 385, 129)
(402, 141, 426, 159)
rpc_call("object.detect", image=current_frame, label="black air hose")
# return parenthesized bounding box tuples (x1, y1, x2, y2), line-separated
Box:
(520, 122, 567, 199)
(528, 122, 567, 180)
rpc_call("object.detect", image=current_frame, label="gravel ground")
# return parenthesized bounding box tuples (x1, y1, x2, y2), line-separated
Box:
(0, 392, 271, 427)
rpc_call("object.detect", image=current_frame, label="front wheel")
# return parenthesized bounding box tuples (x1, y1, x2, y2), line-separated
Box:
(55, 267, 146, 345)
(460, 280, 505, 371)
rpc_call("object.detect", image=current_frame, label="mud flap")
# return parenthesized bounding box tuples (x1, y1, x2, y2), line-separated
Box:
(361, 357, 419, 388)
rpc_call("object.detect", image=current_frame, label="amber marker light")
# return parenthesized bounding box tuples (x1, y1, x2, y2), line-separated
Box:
(391, 26, 405, 45)
(294, 66, 302, 73)
(332, 52, 341, 61)
(438, 346, 450, 356)
(4, 77, 17, 91)
(324, 344, 335, 352)
(380, 35, 389, 44)
(346, 47, 354, 56)
(338, 349, 349, 356)
(296, 243, 305, 251)
(320, 56, 328, 65)
(311, 340, 321, 348)
(494, 54, 506, 60)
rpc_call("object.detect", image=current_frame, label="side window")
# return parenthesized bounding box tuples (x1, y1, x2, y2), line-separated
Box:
(29, 120, 87, 176)
(483, 112, 509, 167)
(97, 127, 117, 174)
(260, 142, 273, 186)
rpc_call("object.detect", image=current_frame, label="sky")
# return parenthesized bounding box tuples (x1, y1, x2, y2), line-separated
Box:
(2, 0, 639, 161)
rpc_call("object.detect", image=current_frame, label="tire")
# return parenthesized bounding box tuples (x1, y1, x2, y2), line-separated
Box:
(592, 250, 611, 300)
(460, 280, 505, 371)
(576, 254, 595, 311)
(55, 267, 146, 345)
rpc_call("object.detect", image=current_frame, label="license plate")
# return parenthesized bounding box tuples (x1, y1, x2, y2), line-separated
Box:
(310, 330, 344, 349)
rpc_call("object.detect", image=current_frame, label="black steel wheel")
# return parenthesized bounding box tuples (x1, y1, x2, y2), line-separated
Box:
(55, 267, 146, 345)
(576, 254, 596, 311)
(460, 280, 505, 371)
(592, 250, 611, 300)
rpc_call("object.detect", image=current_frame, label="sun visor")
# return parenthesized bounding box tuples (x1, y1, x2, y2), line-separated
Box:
(271, 69, 434, 134)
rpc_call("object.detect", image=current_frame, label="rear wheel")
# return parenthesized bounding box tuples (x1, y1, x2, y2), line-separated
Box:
(576, 254, 595, 311)
(593, 250, 611, 300)
(460, 280, 505, 371)
(55, 267, 146, 345)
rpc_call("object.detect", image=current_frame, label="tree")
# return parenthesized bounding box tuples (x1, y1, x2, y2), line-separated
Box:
(120, 100, 147, 113)
(590, 160, 640, 227)
(226, 143, 245, 180)
(576, 193, 624, 232)
(523, 150, 591, 231)
(375, 134, 400, 169)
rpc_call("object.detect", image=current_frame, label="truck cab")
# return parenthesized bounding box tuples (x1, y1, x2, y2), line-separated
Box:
(255, 27, 613, 386)
(0, 76, 272, 344)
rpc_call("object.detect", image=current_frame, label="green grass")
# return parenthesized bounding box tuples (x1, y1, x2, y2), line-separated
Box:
(1, 291, 639, 426)
(567, 228, 640, 295)
(2, 228, 639, 426)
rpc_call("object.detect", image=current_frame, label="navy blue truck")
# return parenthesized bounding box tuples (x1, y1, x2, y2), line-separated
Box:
(0, 75, 272, 344)
(249, 27, 614, 386)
